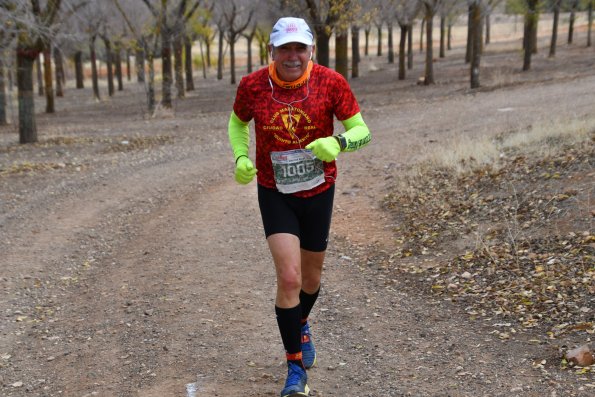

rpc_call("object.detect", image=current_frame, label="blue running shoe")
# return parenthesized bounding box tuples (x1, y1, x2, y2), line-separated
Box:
(280, 361, 309, 397)
(301, 321, 316, 369)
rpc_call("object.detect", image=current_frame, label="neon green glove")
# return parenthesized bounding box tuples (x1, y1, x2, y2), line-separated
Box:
(235, 156, 257, 184)
(305, 136, 340, 162)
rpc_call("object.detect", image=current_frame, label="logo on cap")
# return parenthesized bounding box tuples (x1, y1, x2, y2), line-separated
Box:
(286, 23, 298, 33)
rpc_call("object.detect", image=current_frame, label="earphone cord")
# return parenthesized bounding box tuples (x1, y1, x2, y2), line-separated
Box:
(268, 76, 310, 149)
(268, 77, 335, 182)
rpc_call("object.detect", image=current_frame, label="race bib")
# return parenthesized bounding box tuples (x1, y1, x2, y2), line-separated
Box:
(271, 149, 325, 194)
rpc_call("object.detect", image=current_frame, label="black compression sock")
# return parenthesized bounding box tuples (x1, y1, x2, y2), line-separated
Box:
(299, 288, 320, 323)
(275, 304, 304, 367)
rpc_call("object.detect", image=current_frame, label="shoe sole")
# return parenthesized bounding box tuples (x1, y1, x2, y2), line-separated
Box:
(281, 384, 310, 397)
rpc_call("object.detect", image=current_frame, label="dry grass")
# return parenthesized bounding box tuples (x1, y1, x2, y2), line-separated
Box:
(417, 114, 594, 178)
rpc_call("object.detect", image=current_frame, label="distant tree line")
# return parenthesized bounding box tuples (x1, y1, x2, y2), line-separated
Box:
(0, 0, 592, 144)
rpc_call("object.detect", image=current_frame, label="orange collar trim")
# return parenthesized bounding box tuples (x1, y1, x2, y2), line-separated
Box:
(268, 61, 313, 89)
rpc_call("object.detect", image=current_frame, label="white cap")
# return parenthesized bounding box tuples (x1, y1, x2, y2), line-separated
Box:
(269, 17, 313, 47)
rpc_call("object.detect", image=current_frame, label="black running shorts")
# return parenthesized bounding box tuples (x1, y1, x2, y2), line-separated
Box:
(257, 184, 335, 252)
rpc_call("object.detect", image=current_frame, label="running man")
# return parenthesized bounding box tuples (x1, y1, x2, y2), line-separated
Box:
(228, 17, 371, 397)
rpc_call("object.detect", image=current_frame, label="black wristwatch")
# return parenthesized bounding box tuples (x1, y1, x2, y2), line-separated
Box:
(335, 134, 347, 151)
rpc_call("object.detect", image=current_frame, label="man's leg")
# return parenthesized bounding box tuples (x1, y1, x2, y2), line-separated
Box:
(268, 233, 303, 308)
(268, 233, 310, 396)
(298, 249, 324, 369)
(301, 249, 324, 295)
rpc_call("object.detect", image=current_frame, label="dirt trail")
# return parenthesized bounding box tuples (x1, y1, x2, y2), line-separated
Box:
(1, 43, 594, 397)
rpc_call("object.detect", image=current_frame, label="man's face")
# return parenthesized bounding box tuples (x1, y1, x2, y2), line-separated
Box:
(270, 42, 314, 82)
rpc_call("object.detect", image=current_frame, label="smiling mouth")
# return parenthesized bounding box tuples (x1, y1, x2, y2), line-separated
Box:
(283, 62, 302, 69)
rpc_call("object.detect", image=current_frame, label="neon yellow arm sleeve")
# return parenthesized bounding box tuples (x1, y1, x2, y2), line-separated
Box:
(338, 112, 371, 152)
(228, 111, 250, 162)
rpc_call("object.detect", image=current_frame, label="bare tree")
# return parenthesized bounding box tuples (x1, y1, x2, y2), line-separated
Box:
(185, 4, 214, 89)
(188, 4, 215, 79)
(255, 25, 269, 66)
(438, 0, 462, 57)
(78, 1, 111, 101)
(141, 0, 202, 106)
(0, 56, 6, 125)
(352, 1, 376, 78)
(549, 0, 561, 57)
(568, 0, 579, 44)
(588, 0, 593, 47)
(172, 1, 203, 98)
(10, 0, 63, 143)
(0, 2, 20, 125)
(279, 0, 340, 67)
(218, 1, 254, 84)
(241, 4, 271, 74)
(360, 1, 379, 56)
(396, 0, 422, 80)
(469, 0, 482, 88)
(522, 0, 539, 71)
(421, 0, 441, 85)
(114, 0, 162, 112)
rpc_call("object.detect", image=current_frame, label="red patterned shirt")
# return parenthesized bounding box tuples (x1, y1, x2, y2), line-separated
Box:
(233, 63, 360, 197)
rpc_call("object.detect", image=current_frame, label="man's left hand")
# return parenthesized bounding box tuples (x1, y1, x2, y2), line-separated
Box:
(305, 137, 340, 162)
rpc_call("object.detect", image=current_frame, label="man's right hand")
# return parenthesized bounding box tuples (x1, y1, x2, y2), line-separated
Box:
(235, 156, 257, 184)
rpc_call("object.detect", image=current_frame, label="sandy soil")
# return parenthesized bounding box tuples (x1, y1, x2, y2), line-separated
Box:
(1, 30, 594, 397)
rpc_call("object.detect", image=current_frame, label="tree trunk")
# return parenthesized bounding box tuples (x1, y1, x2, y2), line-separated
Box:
(588, 1, 593, 47)
(206, 39, 212, 67)
(230, 39, 237, 85)
(36, 54, 44, 96)
(199, 41, 207, 79)
(147, 53, 156, 113)
(351, 25, 360, 78)
(0, 59, 7, 125)
(103, 38, 114, 96)
(447, 23, 452, 50)
(364, 28, 370, 56)
(126, 49, 131, 81)
(568, 4, 576, 44)
(388, 21, 394, 64)
(74, 51, 84, 88)
(260, 40, 266, 65)
(420, 18, 425, 53)
(217, 29, 224, 80)
(549, 1, 560, 57)
(136, 45, 145, 83)
(440, 16, 446, 58)
(314, 26, 332, 67)
(523, 0, 539, 71)
(398, 25, 407, 80)
(90, 39, 100, 100)
(246, 35, 253, 74)
(161, 31, 173, 108)
(114, 46, 123, 91)
(185, 37, 195, 91)
(485, 13, 491, 45)
(377, 24, 382, 57)
(470, 2, 482, 89)
(465, 4, 472, 63)
(54, 47, 64, 97)
(43, 47, 55, 113)
(532, 17, 539, 54)
(424, 8, 435, 85)
(17, 49, 38, 143)
(335, 30, 349, 79)
(407, 24, 413, 70)
(173, 35, 185, 98)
